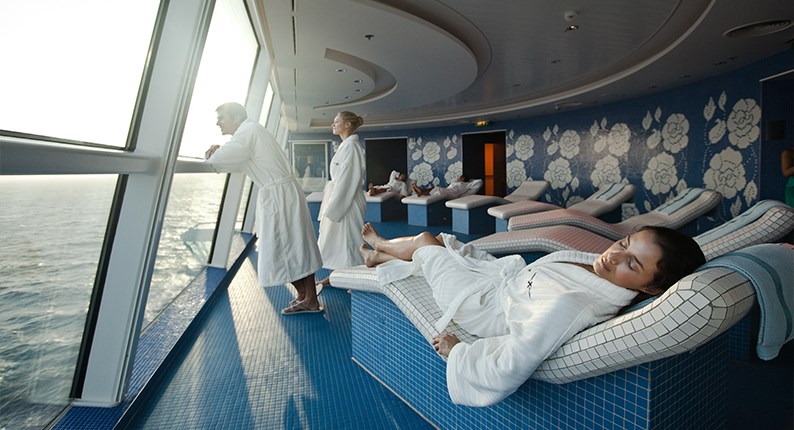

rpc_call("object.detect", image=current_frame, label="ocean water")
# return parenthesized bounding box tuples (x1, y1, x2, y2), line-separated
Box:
(0, 174, 227, 429)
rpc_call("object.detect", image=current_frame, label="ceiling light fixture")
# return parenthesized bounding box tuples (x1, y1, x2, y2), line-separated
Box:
(336, 68, 346, 72)
(474, 120, 492, 127)
(565, 25, 579, 32)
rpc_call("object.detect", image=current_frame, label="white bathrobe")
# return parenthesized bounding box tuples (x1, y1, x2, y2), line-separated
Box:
(317, 134, 366, 269)
(207, 119, 322, 286)
(377, 234, 637, 407)
(373, 170, 410, 196)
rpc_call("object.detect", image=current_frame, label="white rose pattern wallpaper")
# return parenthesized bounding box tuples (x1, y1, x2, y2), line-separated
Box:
(385, 53, 790, 234)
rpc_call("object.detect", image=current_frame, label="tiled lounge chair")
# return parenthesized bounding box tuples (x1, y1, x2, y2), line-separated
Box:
(330, 239, 793, 430)
(365, 191, 407, 222)
(470, 199, 794, 261)
(488, 182, 636, 232)
(445, 180, 549, 234)
(402, 179, 484, 226)
(507, 187, 722, 238)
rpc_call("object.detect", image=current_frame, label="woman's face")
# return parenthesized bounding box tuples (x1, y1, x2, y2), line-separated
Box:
(593, 229, 663, 294)
(331, 114, 349, 136)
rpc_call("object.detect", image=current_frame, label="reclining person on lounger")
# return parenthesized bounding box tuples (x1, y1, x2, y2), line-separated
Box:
(411, 175, 477, 198)
(367, 170, 410, 198)
(357, 222, 705, 407)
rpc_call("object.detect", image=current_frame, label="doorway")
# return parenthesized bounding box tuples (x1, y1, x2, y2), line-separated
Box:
(462, 131, 506, 196)
(759, 70, 793, 203)
(363, 137, 408, 187)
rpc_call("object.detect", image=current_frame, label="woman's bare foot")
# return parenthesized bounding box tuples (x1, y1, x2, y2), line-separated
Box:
(361, 222, 383, 250)
(359, 243, 395, 267)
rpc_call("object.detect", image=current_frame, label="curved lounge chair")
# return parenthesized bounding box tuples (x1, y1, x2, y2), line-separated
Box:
(444, 180, 550, 234)
(330, 240, 792, 429)
(507, 187, 722, 238)
(488, 182, 636, 231)
(402, 179, 484, 226)
(471, 199, 794, 261)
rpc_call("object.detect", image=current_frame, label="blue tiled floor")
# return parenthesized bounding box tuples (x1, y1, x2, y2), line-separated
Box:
(124, 257, 434, 429)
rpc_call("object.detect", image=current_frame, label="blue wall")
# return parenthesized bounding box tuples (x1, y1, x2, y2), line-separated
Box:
(290, 51, 794, 234)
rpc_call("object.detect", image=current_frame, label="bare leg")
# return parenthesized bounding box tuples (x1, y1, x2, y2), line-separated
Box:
(359, 243, 398, 267)
(361, 222, 442, 261)
(285, 273, 321, 312)
(411, 184, 431, 196)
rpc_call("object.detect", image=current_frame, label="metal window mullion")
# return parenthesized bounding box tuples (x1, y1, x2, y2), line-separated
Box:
(76, 0, 216, 406)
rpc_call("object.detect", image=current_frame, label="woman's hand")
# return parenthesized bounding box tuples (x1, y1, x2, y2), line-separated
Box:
(432, 333, 460, 358)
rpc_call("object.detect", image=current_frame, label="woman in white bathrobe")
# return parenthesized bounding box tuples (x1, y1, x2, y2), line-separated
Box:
(358, 222, 706, 406)
(317, 111, 367, 282)
(205, 102, 323, 314)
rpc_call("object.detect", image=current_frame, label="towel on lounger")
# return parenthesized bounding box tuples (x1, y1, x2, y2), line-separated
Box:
(701, 243, 794, 360)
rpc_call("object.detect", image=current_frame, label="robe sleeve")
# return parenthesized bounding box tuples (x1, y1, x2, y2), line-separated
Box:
(206, 128, 252, 173)
(444, 292, 599, 406)
(322, 143, 363, 222)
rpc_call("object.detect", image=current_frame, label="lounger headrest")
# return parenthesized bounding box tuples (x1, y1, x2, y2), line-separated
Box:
(592, 183, 627, 201)
(654, 188, 706, 215)
(695, 200, 793, 246)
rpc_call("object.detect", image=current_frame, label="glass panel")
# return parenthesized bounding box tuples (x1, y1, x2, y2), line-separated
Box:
(292, 141, 328, 193)
(0, 1, 159, 146)
(0, 175, 117, 429)
(235, 180, 253, 232)
(178, 0, 259, 159)
(259, 83, 274, 127)
(147, 173, 226, 327)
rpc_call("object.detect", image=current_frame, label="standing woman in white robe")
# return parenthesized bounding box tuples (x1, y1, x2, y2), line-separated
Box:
(317, 111, 367, 284)
(205, 102, 324, 314)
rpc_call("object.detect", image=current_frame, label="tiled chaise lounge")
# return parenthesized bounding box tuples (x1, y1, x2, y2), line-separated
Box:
(331, 240, 793, 430)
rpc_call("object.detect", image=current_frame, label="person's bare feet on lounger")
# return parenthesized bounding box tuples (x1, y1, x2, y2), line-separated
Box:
(361, 222, 383, 250)
(359, 243, 396, 267)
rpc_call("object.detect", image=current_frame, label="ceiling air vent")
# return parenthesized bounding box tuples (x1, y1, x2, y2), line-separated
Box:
(724, 19, 793, 39)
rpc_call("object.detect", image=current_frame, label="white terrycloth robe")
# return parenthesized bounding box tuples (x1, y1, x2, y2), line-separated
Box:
(207, 119, 322, 286)
(377, 235, 637, 407)
(317, 134, 366, 269)
(374, 170, 410, 196)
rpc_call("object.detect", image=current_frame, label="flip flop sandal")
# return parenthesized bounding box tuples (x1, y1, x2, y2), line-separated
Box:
(281, 303, 324, 315)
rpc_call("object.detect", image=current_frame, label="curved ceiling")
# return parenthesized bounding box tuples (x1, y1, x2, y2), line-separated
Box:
(256, 0, 794, 133)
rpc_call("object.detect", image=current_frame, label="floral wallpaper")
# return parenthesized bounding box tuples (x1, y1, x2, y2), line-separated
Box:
(381, 53, 791, 234)
(290, 51, 791, 235)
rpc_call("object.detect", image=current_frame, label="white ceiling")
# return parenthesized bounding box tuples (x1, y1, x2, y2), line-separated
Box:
(253, 0, 794, 133)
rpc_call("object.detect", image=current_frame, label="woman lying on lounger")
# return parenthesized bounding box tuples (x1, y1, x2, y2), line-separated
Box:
(411, 175, 473, 197)
(358, 222, 705, 406)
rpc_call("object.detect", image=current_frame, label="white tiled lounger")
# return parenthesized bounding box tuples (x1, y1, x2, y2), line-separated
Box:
(445, 180, 549, 234)
(508, 187, 722, 238)
(330, 242, 792, 429)
(470, 199, 794, 262)
(365, 191, 406, 222)
(489, 182, 636, 232)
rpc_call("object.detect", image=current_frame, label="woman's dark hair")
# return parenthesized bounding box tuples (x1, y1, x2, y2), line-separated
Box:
(638, 225, 706, 291)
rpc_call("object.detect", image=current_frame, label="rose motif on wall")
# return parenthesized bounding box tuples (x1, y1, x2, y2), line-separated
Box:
(607, 123, 631, 157)
(410, 162, 434, 187)
(506, 159, 527, 188)
(422, 140, 441, 163)
(642, 152, 678, 195)
(514, 134, 535, 161)
(661, 113, 689, 153)
(544, 158, 572, 190)
(591, 155, 623, 188)
(444, 161, 463, 185)
(558, 130, 581, 159)
(727, 98, 760, 149)
(708, 119, 726, 144)
(703, 147, 746, 199)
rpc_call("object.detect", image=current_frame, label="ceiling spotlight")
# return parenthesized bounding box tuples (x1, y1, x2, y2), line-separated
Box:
(336, 68, 346, 72)
(564, 10, 577, 21)
(365, 34, 374, 40)
(565, 25, 579, 32)
(353, 79, 362, 83)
